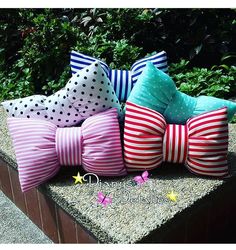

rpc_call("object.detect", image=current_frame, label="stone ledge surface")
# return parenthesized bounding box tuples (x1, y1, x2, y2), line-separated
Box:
(0, 190, 52, 244)
(1, 106, 236, 243)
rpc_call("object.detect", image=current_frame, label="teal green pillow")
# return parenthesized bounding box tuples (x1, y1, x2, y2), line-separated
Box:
(128, 62, 236, 124)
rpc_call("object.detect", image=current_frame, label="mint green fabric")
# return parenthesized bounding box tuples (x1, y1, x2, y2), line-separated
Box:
(128, 62, 236, 124)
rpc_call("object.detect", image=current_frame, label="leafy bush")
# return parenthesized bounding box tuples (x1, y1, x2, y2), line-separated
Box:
(136, 9, 236, 67)
(169, 61, 236, 123)
(0, 9, 145, 100)
(73, 33, 142, 69)
(0, 9, 78, 99)
(169, 61, 236, 99)
(0, 8, 235, 102)
(0, 68, 34, 101)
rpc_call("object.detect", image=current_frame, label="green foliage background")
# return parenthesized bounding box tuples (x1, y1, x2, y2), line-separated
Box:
(0, 8, 235, 101)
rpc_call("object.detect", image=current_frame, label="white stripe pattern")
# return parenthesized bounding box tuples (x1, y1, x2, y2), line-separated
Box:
(70, 50, 168, 101)
(56, 127, 82, 166)
(124, 102, 229, 177)
(7, 108, 126, 192)
(131, 51, 168, 83)
(70, 50, 110, 76)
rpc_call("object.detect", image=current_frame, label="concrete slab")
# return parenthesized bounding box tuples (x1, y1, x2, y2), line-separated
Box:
(0, 190, 52, 244)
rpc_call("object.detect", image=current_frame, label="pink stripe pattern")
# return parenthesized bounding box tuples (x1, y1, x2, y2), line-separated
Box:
(124, 101, 229, 177)
(7, 108, 126, 192)
(56, 127, 82, 166)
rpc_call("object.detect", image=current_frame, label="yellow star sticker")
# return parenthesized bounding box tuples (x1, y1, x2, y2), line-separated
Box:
(72, 172, 84, 184)
(167, 191, 178, 202)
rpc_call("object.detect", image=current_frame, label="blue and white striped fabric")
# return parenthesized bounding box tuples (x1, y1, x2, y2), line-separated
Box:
(70, 50, 168, 102)
(131, 51, 168, 84)
(109, 69, 132, 102)
(70, 51, 110, 76)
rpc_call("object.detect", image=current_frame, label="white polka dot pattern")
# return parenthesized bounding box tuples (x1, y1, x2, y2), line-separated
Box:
(1, 61, 122, 127)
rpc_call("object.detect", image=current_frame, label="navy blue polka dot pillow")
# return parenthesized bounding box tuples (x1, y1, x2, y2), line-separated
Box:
(1, 61, 122, 127)
(70, 50, 168, 102)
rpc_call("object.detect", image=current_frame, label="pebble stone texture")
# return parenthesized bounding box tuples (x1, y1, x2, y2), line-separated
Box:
(0, 190, 52, 244)
(0, 106, 236, 243)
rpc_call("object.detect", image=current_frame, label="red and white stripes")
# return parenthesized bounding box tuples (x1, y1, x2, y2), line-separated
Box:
(124, 101, 166, 171)
(124, 101, 229, 177)
(186, 107, 228, 177)
(163, 124, 188, 163)
(7, 100, 229, 193)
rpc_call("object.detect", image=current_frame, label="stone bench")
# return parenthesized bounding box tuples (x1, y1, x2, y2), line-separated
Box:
(1, 106, 236, 243)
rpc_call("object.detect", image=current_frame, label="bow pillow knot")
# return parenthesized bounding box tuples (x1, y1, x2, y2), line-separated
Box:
(2, 61, 121, 127)
(8, 108, 127, 192)
(124, 102, 229, 177)
(56, 127, 82, 166)
(162, 123, 189, 164)
(70, 50, 168, 102)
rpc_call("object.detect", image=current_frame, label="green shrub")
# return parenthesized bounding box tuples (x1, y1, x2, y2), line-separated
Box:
(231, 116, 236, 123)
(0, 9, 145, 100)
(0, 10, 79, 99)
(73, 33, 142, 69)
(169, 61, 236, 99)
(0, 8, 235, 102)
(0, 70, 34, 101)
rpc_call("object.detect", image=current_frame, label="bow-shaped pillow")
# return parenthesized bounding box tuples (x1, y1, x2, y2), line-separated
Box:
(7, 108, 127, 192)
(70, 50, 168, 102)
(128, 62, 236, 123)
(124, 101, 229, 177)
(2, 61, 121, 127)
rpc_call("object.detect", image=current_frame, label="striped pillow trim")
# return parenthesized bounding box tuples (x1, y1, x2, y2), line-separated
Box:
(56, 127, 82, 167)
(70, 50, 168, 102)
(82, 108, 127, 176)
(124, 101, 166, 171)
(131, 51, 168, 84)
(70, 50, 110, 76)
(163, 124, 188, 164)
(110, 69, 132, 102)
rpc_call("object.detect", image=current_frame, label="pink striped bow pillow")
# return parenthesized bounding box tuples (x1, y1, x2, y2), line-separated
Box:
(7, 108, 126, 192)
